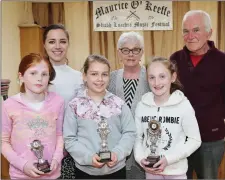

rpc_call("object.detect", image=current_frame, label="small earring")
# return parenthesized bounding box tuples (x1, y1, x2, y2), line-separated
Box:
(17, 79, 21, 85)
(83, 81, 87, 86)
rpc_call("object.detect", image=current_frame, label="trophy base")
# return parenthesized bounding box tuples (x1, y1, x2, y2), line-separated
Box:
(34, 160, 51, 173)
(98, 151, 112, 163)
(145, 156, 160, 168)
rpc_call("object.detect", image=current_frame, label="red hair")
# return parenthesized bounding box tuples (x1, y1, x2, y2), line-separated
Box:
(19, 53, 56, 93)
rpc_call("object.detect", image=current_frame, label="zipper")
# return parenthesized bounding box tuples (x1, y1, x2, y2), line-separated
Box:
(157, 106, 163, 158)
(157, 107, 160, 121)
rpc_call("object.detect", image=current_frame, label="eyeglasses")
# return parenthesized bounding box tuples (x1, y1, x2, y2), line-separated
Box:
(119, 48, 142, 55)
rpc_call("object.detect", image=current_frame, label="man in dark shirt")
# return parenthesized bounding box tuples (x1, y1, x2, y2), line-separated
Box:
(170, 10, 225, 179)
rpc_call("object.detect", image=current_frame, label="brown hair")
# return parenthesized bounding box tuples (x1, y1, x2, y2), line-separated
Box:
(43, 24, 69, 65)
(43, 24, 69, 43)
(147, 56, 183, 94)
(82, 54, 111, 74)
(18, 53, 56, 93)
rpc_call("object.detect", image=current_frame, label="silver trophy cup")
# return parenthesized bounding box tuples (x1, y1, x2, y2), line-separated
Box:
(145, 120, 161, 168)
(30, 140, 51, 173)
(97, 116, 112, 163)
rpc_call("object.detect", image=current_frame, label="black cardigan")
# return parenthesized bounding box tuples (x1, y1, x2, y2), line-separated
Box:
(170, 41, 225, 142)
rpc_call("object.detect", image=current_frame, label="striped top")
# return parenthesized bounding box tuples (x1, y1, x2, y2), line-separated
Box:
(108, 66, 151, 171)
(108, 66, 150, 117)
(123, 78, 139, 109)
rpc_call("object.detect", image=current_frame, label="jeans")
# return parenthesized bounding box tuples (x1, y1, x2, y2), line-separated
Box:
(75, 166, 126, 179)
(126, 150, 145, 179)
(187, 139, 225, 179)
(126, 165, 145, 179)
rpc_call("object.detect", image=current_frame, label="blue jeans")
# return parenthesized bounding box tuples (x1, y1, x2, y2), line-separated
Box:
(187, 139, 225, 179)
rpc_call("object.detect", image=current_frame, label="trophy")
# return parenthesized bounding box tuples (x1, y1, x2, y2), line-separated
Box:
(97, 116, 112, 163)
(30, 140, 51, 173)
(145, 120, 161, 168)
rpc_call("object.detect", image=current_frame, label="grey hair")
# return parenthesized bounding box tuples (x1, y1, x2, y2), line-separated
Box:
(182, 10, 212, 33)
(117, 31, 144, 49)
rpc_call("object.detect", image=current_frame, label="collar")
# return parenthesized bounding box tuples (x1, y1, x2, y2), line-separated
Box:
(183, 40, 216, 54)
(76, 88, 114, 101)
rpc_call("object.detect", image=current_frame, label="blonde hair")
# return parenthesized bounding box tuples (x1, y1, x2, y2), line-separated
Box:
(147, 56, 183, 94)
(82, 54, 111, 74)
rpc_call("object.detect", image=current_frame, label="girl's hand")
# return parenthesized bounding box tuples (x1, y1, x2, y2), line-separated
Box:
(106, 152, 117, 168)
(140, 158, 150, 167)
(140, 157, 167, 174)
(141, 158, 159, 174)
(92, 154, 105, 168)
(47, 159, 58, 174)
(23, 160, 44, 178)
(151, 157, 168, 174)
(142, 157, 168, 174)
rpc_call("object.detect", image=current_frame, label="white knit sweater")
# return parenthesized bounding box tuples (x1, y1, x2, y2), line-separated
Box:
(48, 64, 83, 106)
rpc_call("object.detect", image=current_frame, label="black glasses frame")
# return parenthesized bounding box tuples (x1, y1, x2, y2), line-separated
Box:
(119, 48, 142, 55)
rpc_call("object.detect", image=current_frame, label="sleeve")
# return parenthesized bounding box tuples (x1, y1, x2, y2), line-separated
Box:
(164, 102, 202, 165)
(111, 104, 136, 162)
(169, 52, 177, 61)
(52, 100, 65, 164)
(1, 103, 28, 171)
(107, 71, 117, 95)
(221, 80, 225, 116)
(221, 59, 225, 114)
(133, 103, 146, 166)
(63, 103, 95, 166)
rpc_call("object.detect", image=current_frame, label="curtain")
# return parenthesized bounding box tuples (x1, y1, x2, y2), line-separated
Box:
(144, 1, 189, 65)
(32, 2, 64, 27)
(218, 2, 225, 51)
(88, 2, 123, 71)
(88, 1, 190, 69)
(40, 1, 224, 71)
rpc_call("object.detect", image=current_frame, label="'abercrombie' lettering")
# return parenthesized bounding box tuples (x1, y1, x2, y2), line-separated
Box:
(141, 116, 180, 124)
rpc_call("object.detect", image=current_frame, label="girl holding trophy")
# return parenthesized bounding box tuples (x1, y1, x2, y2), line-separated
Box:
(63, 54, 136, 179)
(134, 57, 201, 179)
(2, 53, 65, 179)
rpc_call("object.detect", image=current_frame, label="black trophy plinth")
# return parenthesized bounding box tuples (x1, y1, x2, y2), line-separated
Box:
(35, 160, 51, 173)
(98, 151, 112, 163)
(145, 156, 160, 168)
(30, 140, 51, 173)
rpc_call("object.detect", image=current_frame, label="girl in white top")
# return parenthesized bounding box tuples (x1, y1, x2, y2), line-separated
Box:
(43, 24, 83, 106)
(134, 57, 201, 179)
(43, 24, 83, 179)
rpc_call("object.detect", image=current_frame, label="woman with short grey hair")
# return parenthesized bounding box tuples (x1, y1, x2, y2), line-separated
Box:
(108, 31, 150, 179)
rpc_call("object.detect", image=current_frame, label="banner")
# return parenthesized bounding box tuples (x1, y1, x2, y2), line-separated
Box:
(93, 1, 173, 31)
